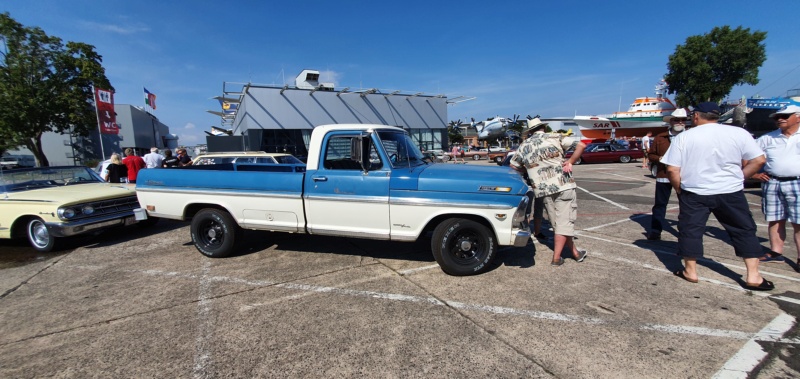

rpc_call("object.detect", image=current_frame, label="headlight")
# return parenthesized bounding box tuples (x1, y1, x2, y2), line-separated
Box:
(82, 205, 95, 215)
(58, 208, 76, 219)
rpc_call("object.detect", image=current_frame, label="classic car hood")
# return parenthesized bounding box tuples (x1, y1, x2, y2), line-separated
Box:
(413, 164, 528, 195)
(2, 183, 136, 204)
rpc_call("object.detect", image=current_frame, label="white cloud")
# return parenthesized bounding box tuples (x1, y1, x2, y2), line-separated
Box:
(184, 123, 196, 129)
(319, 70, 341, 86)
(78, 21, 150, 35)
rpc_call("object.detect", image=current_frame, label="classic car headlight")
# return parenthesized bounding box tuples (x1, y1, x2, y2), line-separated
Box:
(82, 205, 95, 215)
(58, 208, 76, 219)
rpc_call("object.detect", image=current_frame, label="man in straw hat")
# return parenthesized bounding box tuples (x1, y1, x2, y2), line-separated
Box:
(752, 104, 800, 270)
(661, 102, 772, 290)
(510, 117, 587, 266)
(645, 108, 688, 241)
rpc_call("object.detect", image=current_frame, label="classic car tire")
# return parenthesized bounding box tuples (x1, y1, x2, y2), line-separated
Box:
(494, 156, 504, 164)
(574, 157, 582, 165)
(431, 218, 497, 276)
(619, 155, 632, 163)
(191, 209, 241, 258)
(26, 217, 58, 252)
(472, 154, 480, 160)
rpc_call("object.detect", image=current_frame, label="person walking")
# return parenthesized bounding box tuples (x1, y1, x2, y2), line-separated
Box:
(641, 131, 652, 169)
(645, 109, 688, 240)
(511, 117, 587, 266)
(122, 148, 146, 184)
(752, 104, 800, 269)
(143, 147, 164, 169)
(450, 145, 464, 164)
(104, 153, 128, 183)
(661, 102, 772, 290)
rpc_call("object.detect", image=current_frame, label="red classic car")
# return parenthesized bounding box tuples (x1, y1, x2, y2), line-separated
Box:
(566, 143, 643, 164)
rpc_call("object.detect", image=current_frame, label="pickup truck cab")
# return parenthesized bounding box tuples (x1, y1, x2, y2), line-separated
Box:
(135, 124, 531, 275)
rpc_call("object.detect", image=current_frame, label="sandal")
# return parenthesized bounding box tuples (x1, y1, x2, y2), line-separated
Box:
(759, 251, 785, 262)
(673, 270, 698, 283)
(744, 278, 775, 291)
(551, 257, 564, 267)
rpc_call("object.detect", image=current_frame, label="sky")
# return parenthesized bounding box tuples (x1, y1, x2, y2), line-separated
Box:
(3, 1, 800, 146)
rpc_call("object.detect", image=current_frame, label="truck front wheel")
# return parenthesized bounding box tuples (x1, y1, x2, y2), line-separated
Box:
(191, 209, 240, 258)
(431, 218, 497, 276)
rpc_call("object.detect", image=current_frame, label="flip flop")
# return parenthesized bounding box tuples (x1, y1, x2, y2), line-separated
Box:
(759, 252, 785, 262)
(673, 270, 698, 283)
(744, 278, 775, 291)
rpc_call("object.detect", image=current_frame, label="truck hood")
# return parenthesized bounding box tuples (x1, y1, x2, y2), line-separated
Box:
(2, 183, 137, 205)
(412, 164, 527, 195)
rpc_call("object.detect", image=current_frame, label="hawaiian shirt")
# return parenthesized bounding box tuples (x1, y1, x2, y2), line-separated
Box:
(510, 132, 579, 198)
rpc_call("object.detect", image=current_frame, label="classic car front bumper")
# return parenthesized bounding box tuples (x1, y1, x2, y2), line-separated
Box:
(46, 211, 137, 237)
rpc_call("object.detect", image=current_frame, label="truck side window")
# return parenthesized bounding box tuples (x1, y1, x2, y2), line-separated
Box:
(323, 136, 382, 170)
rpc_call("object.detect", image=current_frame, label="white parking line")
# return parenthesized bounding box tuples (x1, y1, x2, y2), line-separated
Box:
(193, 260, 214, 379)
(577, 186, 630, 210)
(91, 265, 800, 347)
(607, 172, 655, 183)
(712, 313, 797, 378)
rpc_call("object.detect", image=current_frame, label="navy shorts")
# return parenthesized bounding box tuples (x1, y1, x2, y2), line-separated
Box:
(677, 190, 761, 259)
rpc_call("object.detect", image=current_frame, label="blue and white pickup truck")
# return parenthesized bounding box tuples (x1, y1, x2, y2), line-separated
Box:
(135, 124, 531, 275)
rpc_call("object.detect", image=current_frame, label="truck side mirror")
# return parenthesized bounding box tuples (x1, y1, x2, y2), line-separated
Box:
(350, 132, 372, 171)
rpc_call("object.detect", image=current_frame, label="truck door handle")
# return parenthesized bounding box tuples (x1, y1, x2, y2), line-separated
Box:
(313, 176, 328, 182)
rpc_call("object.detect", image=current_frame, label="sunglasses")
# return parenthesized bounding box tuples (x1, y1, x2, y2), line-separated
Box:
(671, 118, 687, 123)
(772, 114, 793, 120)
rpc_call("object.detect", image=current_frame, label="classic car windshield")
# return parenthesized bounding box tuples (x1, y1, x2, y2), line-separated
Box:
(0, 166, 103, 192)
(376, 131, 425, 169)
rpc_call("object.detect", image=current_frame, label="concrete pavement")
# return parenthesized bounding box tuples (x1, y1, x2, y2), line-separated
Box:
(1, 159, 798, 378)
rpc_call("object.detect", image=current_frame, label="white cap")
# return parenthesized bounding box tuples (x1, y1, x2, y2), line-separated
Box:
(663, 108, 688, 122)
(769, 104, 800, 118)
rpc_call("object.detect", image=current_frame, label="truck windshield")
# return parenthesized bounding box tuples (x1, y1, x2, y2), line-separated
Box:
(376, 131, 425, 169)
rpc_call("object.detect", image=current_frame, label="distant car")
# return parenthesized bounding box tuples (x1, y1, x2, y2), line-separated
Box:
(566, 143, 643, 164)
(421, 151, 443, 163)
(192, 151, 304, 165)
(426, 149, 449, 162)
(0, 166, 144, 252)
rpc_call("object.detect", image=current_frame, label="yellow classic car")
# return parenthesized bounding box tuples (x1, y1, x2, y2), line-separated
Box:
(0, 166, 145, 252)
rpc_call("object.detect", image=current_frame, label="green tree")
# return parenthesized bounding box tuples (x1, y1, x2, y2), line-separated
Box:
(664, 26, 766, 107)
(0, 12, 112, 166)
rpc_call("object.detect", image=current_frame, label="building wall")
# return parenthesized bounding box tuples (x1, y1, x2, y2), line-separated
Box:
(7, 104, 176, 166)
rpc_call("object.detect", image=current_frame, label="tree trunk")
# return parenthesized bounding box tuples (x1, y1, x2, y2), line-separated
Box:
(26, 133, 49, 167)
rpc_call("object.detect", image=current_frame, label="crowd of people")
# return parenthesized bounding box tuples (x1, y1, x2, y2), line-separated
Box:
(102, 147, 193, 184)
(508, 103, 800, 291)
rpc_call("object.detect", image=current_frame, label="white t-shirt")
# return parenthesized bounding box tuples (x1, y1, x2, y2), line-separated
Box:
(143, 152, 164, 169)
(661, 123, 764, 195)
(642, 136, 651, 150)
(757, 129, 800, 177)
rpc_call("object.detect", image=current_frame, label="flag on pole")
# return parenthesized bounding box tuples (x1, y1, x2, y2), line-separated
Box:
(144, 87, 157, 110)
(94, 87, 119, 135)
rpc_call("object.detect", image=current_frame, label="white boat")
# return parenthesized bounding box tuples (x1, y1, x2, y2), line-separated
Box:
(572, 81, 676, 140)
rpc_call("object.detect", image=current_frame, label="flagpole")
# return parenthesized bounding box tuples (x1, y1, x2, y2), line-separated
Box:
(92, 85, 106, 160)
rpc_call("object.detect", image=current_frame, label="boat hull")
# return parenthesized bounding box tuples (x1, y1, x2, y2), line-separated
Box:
(573, 116, 668, 139)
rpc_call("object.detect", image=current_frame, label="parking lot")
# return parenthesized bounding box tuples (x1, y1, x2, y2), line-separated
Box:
(1, 160, 799, 378)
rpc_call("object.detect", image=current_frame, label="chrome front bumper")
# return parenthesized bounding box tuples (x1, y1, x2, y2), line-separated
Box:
(512, 229, 531, 247)
(46, 211, 137, 237)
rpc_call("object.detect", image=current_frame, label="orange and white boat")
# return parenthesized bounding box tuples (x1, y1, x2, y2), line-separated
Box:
(572, 80, 676, 139)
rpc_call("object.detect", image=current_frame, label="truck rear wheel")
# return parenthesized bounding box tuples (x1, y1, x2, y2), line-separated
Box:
(191, 209, 240, 258)
(431, 218, 497, 276)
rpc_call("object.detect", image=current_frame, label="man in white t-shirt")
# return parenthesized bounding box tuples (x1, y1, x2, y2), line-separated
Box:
(752, 104, 800, 270)
(143, 147, 164, 169)
(641, 131, 652, 169)
(661, 102, 771, 291)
